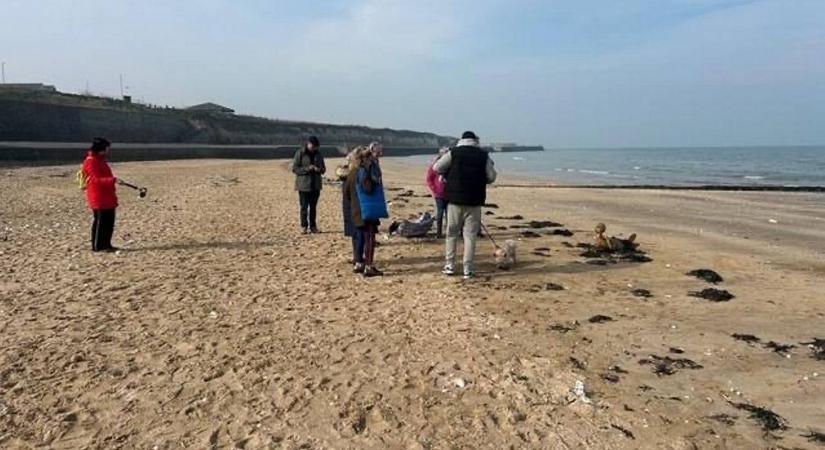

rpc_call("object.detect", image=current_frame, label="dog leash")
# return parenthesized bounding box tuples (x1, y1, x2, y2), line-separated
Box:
(479, 221, 502, 251)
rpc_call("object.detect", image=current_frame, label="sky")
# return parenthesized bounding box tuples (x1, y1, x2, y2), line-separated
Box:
(2, 0, 824, 147)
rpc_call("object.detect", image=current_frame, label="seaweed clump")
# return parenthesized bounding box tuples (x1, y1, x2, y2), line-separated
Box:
(687, 269, 724, 284)
(638, 354, 703, 376)
(689, 288, 735, 302)
(730, 402, 787, 432)
(801, 338, 825, 361)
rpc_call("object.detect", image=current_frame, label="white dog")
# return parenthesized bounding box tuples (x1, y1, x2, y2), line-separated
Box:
(494, 239, 518, 270)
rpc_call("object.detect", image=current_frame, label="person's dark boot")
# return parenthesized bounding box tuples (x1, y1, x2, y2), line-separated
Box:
(363, 266, 384, 277)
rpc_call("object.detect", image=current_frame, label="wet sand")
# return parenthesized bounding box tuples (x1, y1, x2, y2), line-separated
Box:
(1, 158, 824, 449)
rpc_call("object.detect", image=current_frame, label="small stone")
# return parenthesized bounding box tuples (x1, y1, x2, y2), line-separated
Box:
(209, 311, 218, 319)
(453, 378, 466, 388)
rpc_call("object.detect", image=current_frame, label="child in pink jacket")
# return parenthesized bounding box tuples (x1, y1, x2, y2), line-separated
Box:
(426, 147, 449, 238)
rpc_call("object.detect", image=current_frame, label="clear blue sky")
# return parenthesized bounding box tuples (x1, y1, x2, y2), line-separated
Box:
(2, 0, 824, 147)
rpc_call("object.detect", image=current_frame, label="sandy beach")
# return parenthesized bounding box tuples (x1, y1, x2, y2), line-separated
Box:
(2, 158, 824, 449)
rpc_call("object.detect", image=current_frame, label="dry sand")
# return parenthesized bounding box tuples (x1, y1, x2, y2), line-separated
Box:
(1, 158, 824, 449)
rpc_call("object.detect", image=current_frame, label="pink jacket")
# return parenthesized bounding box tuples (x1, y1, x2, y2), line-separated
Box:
(426, 159, 446, 199)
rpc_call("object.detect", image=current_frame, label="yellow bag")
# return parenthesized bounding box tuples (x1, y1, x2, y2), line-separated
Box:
(76, 168, 88, 190)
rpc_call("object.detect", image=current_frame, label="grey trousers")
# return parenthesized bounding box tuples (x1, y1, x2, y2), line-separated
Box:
(445, 204, 482, 273)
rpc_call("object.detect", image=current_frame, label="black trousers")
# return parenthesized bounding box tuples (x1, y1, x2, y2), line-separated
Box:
(299, 191, 320, 229)
(91, 209, 116, 251)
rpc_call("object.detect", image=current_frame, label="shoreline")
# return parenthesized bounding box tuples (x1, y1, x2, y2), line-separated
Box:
(381, 155, 825, 192)
(498, 183, 825, 192)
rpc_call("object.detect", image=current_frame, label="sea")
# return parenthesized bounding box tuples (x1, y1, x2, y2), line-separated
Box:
(399, 146, 825, 187)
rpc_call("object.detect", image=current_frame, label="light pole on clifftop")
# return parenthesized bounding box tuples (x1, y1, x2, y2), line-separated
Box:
(1, 62, 5, 84)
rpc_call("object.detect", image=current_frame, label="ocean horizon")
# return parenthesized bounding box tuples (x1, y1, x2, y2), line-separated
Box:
(400, 145, 825, 187)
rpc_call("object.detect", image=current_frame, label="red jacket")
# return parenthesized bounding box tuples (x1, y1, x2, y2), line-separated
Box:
(83, 151, 118, 209)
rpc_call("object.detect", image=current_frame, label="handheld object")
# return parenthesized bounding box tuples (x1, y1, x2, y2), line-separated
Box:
(119, 180, 148, 198)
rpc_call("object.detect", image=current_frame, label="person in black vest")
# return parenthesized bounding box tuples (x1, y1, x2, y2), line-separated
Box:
(292, 135, 326, 234)
(434, 131, 497, 279)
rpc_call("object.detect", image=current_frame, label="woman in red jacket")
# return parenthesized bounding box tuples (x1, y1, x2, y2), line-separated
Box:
(83, 137, 119, 252)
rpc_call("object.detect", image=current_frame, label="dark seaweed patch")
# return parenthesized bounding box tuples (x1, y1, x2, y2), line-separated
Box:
(631, 289, 653, 298)
(764, 341, 795, 354)
(578, 243, 651, 264)
(588, 315, 614, 324)
(484, 211, 496, 216)
(622, 253, 653, 263)
(528, 220, 563, 228)
(586, 259, 610, 266)
(580, 248, 603, 258)
(730, 402, 787, 432)
(638, 355, 703, 376)
(602, 373, 620, 383)
(610, 424, 635, 439)
(550, 229, 574, 237)
(547, 322, 579, 333)
(800, 338, 825, 360)
(602, 365, 626, 383)
(520, 230, 542, 238)
(569, 357, 587, 370)
(689, 288, 735, 302)
(483, 203, 499, 209)
(543, 283, 565, 291)
(608, 365, 628, 374)
(669, 347, 685, 354)
(687, 269, 724, 284)
(708, 414, 737, 426)
(802, 430, 825, 444)
(732, 333, 761, 344)
(561, 242, 574, 248)
(532, 247, 552, 257)
(499, 215, 523, 220)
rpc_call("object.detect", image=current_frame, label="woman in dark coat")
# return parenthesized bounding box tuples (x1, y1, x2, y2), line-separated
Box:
(342, 147, 365, 272)
(338, 149, 357, 239)
(354, 145, 389, 277)
(291, 135, 326, 233)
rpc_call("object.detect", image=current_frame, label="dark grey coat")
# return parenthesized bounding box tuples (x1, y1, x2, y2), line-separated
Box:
(292, 148, 326, 192)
